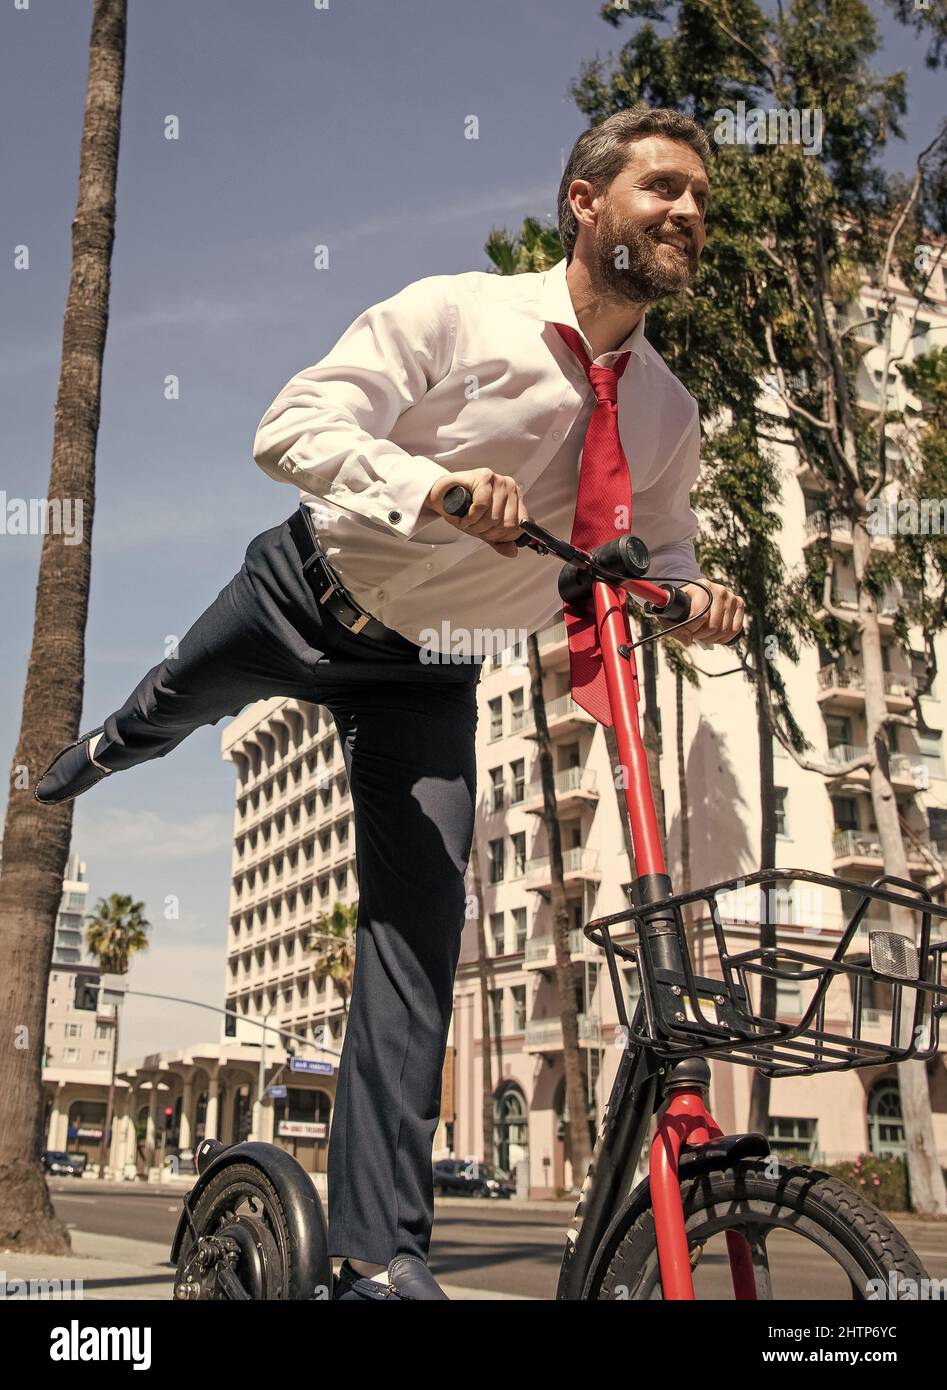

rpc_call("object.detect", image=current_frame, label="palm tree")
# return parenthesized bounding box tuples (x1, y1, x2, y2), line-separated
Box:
(467, 802, 497, 1169)
(308, 902, 358, 1019)
(84, 894, 150, 1178)
(527, 635, 593, 1185)
(0, 0, 127, 1252)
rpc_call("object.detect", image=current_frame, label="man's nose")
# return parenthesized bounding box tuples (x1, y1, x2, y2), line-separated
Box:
(669, 191, 703, 226)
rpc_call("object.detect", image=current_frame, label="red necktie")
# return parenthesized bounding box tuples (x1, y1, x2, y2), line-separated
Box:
(554, 322, 633, 726)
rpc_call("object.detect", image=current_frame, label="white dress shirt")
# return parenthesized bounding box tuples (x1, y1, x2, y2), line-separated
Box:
(252, 257, 703, 657)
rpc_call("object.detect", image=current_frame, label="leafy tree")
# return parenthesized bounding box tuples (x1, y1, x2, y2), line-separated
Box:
(308, 902, 357, 1018)
(84, 893, 150, 1178)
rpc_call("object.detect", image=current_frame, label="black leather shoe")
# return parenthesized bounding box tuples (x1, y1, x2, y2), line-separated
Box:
(387, 1254, 449, 1300)
(34, 727, 112, 805)
(332, 1256, 449, 1301)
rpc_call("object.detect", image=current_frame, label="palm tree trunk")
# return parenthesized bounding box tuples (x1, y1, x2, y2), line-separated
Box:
(854, 527, 947, 1215)
(527, 635, 592, 1186)
(469, 811, 496, 1167)
(675, 666, 702, 974)
(0, 0, 126, 1251)
(747, 646, 777, 1136)
(640, 632, 666, 841)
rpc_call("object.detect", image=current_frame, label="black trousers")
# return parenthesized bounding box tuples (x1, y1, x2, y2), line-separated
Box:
(95, 510, 482, 1264)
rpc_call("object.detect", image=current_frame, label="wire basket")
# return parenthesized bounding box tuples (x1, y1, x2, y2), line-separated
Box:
(584, 868, 947, 1077)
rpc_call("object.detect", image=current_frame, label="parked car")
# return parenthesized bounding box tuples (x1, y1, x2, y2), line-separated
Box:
(42, 1150, 88, 1177)
(433, 1158, 514, 1198)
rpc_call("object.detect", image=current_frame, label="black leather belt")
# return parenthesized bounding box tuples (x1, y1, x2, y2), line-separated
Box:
(287, 506, 393, 642)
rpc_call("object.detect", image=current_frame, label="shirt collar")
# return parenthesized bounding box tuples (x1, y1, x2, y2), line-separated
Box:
(538, 256, 648, 362)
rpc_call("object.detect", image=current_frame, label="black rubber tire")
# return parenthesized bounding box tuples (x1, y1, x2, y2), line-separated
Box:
(596, 1160, 930, 1301)
(174, 1161, 302, 1301)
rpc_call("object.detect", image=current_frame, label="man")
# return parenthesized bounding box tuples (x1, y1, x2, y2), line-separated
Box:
(35, 107, 744, 1300)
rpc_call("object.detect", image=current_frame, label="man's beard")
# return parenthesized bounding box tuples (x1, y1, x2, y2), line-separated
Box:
(593, 202, 699, 306)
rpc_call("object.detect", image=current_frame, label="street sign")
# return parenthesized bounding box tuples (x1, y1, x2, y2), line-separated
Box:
(267, 1085, 288, 1099)
(277, 1121, 327, 1139)
(289, 1058, 334, 1075)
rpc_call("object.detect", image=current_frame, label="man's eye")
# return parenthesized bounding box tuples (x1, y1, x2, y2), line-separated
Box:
(651, 179, 671, 192)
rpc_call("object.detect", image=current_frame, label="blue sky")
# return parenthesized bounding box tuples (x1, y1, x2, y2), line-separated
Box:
(1, 0, 943, 1061)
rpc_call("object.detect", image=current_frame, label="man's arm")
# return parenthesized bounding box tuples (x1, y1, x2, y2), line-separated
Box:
(252, 276, 455, 539)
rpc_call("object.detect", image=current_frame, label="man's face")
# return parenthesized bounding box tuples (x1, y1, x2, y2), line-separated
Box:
(575, 135, 710, 303)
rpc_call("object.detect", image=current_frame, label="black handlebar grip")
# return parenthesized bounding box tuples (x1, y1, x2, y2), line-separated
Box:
(443, 485, 473, 517)
(443, 484, 533, 548)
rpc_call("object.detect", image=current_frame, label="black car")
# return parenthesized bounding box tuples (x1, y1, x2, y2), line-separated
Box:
(42, 1150, 88, 1177)
(433, 1158, 515, 1198)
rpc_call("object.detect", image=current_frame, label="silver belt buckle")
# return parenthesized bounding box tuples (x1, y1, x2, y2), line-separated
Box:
(317, 570, 374, 636)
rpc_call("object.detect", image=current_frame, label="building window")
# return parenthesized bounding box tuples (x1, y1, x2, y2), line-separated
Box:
(825, 714, 853, 753)
(489, 989, 503, 1037)
(774, 787, 788, 838)
(489, 766, 505, 813)
(489, 911, 505, 957)
(768, 1116, 818, 1162)
(511, 986, 526, 1033)
(510, 759, 525, 805)
(512, 907, 527, 953)
(916, 730, 944, 779)
(488, 698, 503, 742)
(868, 1079, 905, 1158)
(509, 688, 525, 733)
(510, 832, 527, 880)
(488, 839, 505, 885)
(831, 795, 859, 832)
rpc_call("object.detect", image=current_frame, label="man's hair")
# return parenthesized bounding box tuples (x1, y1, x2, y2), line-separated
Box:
(557, 108, 712, 262)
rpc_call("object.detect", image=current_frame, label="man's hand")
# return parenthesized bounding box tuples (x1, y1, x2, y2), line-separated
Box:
(425, 469, 527, 558)
(659, 580, 744, 648)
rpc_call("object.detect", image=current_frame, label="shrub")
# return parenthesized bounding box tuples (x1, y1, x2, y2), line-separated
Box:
(824, 1153, 909, 1211)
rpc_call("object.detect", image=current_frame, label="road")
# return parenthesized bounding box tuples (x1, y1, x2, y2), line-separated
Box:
(48, 1181, 947, 1301)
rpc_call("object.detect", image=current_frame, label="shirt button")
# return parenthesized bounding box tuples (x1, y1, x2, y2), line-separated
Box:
(424, 562, 433, 570)
(377, 590, 386, 602)
(387, 509, 402, 524)
(552, 430, 562, 440)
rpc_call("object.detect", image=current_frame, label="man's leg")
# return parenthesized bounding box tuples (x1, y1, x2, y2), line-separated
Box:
(323, 668, 480, 1267)
(36, 516, 343, 799)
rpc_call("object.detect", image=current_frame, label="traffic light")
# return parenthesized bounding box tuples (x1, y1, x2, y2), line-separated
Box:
(161, 1106, 174, 1132)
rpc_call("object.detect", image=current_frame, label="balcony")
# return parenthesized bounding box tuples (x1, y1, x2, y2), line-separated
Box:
(825, 745, 922, 792)
(526, 847, 601, 891)
(817, 664, 918, 713)
(522, 692, 596, 739)
(524, 1012, 602, 1052)
(521, 766, 599, 815)
(537, 620, 569, 669)
(803, 511, 853, 548)
(525, 927, 601, 971)
(823, 584, 900, 626)
(832, 828, 934, 874)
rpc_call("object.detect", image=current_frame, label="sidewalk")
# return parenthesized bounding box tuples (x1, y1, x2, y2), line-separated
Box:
(0, 1229, 530, 1301)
